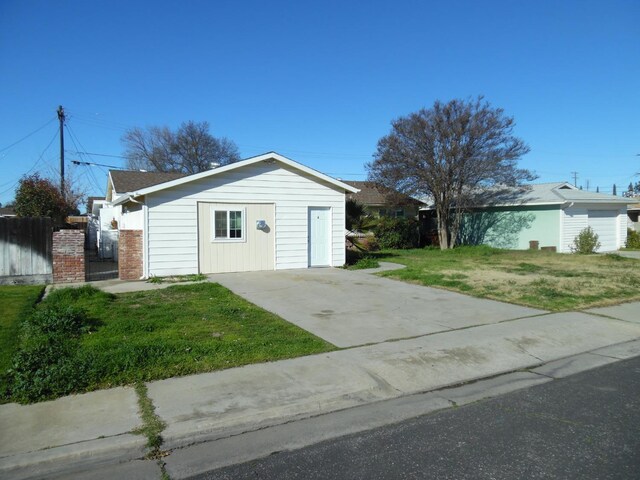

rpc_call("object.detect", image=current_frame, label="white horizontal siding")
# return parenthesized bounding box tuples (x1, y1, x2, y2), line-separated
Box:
(619, 210, 628, 248)
(145, 162, 346, 276)
(562, 204, 627, 253)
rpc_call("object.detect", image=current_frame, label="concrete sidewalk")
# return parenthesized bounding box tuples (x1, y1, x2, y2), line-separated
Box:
(3, 269, 640, 479)
(2, 309, 640, 479)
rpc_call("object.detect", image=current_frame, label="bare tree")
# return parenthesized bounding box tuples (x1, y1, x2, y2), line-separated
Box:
(368, 97, 534, 249)
(172, 121, 240, 173)
(122, 121, 240, 173)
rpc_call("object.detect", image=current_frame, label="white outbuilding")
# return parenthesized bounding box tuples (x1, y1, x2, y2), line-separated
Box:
(105, 152, 358, 279)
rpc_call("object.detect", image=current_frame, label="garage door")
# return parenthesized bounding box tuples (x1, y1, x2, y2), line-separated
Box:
(588, 210, 618, 252)
(198, 202, 275, 274)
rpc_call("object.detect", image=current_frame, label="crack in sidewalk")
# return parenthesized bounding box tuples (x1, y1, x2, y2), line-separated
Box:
(133, 382, 172, 479)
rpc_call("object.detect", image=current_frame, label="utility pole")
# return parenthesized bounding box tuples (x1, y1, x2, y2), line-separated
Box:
(57, 105, 65, 197)
(571, 171, 578, 187)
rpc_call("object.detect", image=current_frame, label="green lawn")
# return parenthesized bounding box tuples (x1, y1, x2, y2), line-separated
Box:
(372, 246, 640, 311)
(3, 282, 335, 402)
(0, 285, 44, 375)
(79, 283, 335, 387)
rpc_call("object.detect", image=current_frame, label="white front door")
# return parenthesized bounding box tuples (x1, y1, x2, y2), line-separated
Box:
(308, 207, 331, 267)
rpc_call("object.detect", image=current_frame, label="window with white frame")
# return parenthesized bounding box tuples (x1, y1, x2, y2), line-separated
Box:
(212, 209, 244, 241)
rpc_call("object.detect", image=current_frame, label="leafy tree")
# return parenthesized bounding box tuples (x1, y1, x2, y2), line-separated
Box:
(346, 199, 366, 230)
(14, 174, 77, 222)
(122, 121, 240, 174)
(368, 96, 534, 249)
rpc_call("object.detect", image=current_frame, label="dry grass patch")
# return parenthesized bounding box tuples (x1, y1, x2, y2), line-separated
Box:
(377, 247, 640, 311)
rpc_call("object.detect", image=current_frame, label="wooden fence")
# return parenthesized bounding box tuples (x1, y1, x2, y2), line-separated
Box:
(0, 217, 53, 284)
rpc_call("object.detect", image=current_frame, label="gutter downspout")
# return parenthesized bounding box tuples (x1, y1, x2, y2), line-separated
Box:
(143, 202, 149, 280)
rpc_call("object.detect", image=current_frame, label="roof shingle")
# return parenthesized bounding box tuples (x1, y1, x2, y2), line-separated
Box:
(345, 181, 424, 207)
(110, 170, 187, 194)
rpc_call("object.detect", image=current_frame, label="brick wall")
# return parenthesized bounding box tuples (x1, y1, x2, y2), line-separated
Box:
(119, 229, 143, 280)
(52, 229, 85, 283)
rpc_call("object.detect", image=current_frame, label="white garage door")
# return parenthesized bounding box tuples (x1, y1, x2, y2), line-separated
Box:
(588, 210, 618, 252)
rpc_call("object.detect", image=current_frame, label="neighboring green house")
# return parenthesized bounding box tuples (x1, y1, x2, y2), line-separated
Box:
(423, 182, 634, 252)
(345, 181, 425, 219)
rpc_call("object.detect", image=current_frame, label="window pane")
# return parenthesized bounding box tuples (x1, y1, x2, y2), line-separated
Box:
(214, 211, 227, 238)
(229, 211, 242, 238)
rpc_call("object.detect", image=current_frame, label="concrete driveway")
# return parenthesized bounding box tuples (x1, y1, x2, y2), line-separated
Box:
(210, 265, 544, 348)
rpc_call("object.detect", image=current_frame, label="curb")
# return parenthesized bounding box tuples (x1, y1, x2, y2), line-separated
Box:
(3, 339, 639, 480)
(163, 339, 640, 479)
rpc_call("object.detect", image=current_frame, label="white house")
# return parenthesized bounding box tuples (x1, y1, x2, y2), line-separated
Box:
(102, 152, 358, 279)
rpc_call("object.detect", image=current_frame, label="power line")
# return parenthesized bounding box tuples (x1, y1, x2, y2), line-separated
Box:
(0, 117, 56, 153)
(0, 129, 59, 196)
(66, 150, 126, 159)
(71, 159, 126, 170)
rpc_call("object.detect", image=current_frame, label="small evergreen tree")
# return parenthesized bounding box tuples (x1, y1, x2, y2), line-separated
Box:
(14, 174, 76, 223)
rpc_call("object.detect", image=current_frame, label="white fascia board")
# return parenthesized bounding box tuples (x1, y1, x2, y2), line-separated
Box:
(122, 152, 359, 200)
(112, 194, 133, 206)
(106, 172, 115, 202)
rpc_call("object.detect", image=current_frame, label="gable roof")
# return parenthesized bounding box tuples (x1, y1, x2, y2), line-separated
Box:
(512, 182, 634, 206)
(345, 181, 425, 207)
(112, 152, 358, 206)
(109, 170, 187, 194)
(419, 181, 634, 210)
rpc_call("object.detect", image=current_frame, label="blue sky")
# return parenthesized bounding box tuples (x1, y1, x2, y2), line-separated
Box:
(1, 0, 638, 207)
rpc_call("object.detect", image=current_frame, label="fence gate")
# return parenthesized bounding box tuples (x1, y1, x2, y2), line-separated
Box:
(85, 226, 119, 281)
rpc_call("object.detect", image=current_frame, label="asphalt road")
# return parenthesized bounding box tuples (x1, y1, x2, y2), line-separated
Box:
(191, 356, 640, 480)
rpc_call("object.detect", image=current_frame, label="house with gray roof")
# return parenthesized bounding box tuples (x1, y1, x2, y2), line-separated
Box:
(423, 182, 634, 252)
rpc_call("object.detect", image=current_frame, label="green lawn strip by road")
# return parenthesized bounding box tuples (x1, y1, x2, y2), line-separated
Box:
(4, 283, 335, 403)
(375, 246, 640, 311)
(0, 285, 45, 390)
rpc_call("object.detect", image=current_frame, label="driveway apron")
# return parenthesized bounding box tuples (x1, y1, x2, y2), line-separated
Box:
(209, 267, 544, 348)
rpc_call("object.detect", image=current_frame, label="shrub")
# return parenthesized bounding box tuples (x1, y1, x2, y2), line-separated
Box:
(6, 293, 100, 402)
(350, 257, 380, 270)
(373, 217, 420, 249)
(626, 229, 640, 249)
(571, 227, 601, 254)
(9, 337, 91, 403)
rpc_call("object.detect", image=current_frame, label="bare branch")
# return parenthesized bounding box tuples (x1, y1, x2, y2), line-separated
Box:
(367, 96, 534, 249)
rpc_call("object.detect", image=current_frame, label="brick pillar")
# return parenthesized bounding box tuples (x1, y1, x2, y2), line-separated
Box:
(52, 229, 85, 283)
(119, 230, 143, 280)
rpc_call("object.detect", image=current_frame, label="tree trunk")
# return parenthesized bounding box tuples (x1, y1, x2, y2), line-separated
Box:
(436, 209, 450, 249)
(449, 208, 463, 249)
